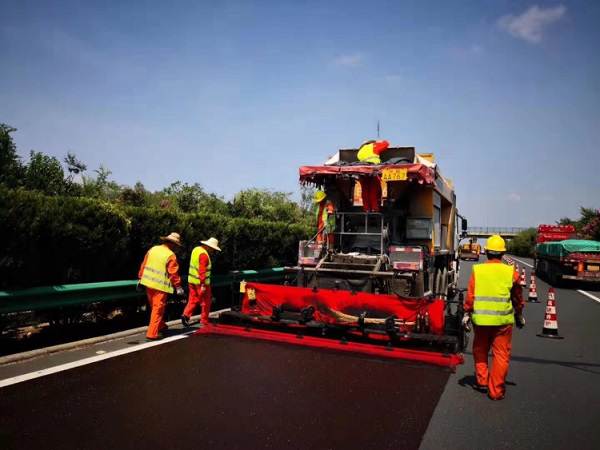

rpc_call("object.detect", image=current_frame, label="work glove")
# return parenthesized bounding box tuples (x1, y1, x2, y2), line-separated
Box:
(515, 313, 525, 329)
(200, 285, 207, 293)
(176, 286, 185, 297)
(461, 313, 472, 332)
(136, 281, 143, 292)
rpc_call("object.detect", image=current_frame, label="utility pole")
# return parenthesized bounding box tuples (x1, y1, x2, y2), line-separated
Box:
(376, 120, 380, 139)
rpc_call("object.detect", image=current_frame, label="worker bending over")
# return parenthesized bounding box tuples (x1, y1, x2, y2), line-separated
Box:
(138, 232, 185, 340)
(314, 190, 335, 247)
(181, 237, 221, 327)
(463, 234, 525, 400)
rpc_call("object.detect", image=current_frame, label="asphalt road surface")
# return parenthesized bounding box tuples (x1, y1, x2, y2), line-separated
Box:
(1, 256, 600, 450)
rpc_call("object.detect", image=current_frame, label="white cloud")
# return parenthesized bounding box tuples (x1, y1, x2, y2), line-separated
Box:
(507, 193, 522, 202)
(498, 4, 566, 44)
(332, 53, 363, 67)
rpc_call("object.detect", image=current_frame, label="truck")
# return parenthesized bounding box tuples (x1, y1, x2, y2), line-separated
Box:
(534, 224, 600, 285)
(460, 240, 481, 261)
(216, 145, 468, 367)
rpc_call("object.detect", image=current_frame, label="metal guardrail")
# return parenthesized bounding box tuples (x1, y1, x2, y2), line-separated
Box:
(0, 268, 287, 315)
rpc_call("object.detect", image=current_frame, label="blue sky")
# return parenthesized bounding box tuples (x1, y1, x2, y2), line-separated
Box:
(2, 0, 599, 227)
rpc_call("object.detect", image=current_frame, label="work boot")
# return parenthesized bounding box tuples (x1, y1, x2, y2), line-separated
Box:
(181, 315, 190, 328)
(472, 384, 488, 394)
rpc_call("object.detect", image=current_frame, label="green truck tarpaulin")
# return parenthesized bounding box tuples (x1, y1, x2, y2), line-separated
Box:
(537, 239, 600, 258)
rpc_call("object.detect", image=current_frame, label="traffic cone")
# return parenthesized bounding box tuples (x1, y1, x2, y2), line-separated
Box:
(537, 288, 564, 339)
(528, 274, 539, 302)
(520, 268, 527, 287)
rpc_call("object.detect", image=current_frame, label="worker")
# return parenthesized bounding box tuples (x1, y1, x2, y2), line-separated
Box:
(462, 234, 525, 401)
(357, 139, 390, 164)
(314, 190, 335, 247)
(138, 232, 184, 340)
(181, 237, 221, 327)
(356, 140, 389, 212)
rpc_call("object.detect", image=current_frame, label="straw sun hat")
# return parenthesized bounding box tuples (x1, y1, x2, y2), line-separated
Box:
(160, 232, 182, 247)
(201, 237, 221, 252)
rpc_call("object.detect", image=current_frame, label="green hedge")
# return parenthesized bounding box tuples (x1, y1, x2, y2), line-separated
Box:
(0, 188, 310, 289)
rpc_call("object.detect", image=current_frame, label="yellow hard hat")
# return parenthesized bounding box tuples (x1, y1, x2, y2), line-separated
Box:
(313, 190, 326, 203)
(486, 235, 506, 252)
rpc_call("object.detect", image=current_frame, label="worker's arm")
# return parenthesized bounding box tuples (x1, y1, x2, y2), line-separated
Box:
(511, 269, 524, 314)
(166, 255, 182, 289)
(197, 252, 210, 287)
(138, 251, 149, 279)
(464, 272, 476, 313)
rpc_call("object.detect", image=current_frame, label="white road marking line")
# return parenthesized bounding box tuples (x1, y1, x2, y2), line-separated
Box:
(511, 256, 600, 305)
(0, 332, 193, 388)
(511, 257, 533, 268)
(577, 290, 600, 305)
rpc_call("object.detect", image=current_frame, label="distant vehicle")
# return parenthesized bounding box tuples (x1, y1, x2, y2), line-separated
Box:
(534, 225, 600, 285)
(460, 241, 481, 261)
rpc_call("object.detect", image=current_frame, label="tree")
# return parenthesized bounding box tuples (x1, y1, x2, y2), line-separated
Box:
(64, 152, 87, 181)
(161, 181, 228, 214)
(507, 228, 537, 257)
(23, 150, 66, 195)
(0, 123, 24, 187)
(119, 181, 150, 207)
(82, 165, 121, 200)
(231, 189, 304, 223)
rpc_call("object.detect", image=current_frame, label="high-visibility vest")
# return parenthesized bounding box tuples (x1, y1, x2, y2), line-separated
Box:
(140, 245, 175, 293)
(472, 263, 515, 326)
(188, 246, 212, 285)
(357, 142, 381, 164)
(316, 201, 335, 233)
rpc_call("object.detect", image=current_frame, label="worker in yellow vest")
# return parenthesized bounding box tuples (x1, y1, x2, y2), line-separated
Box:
(463, 235, 525, 400)
(138, 232, 185, 340)
(181, 237, 221, 327)
(314, 190, 335, 247)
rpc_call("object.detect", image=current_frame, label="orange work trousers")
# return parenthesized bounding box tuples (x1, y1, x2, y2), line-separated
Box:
(473, 324, 513, 399)
(146, 287, 169, 339)
(183, 284, 212, 325)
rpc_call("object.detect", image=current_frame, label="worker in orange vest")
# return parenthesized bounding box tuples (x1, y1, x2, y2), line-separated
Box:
(138, 232, 185, 340)
(314, 190, 335, 247)
(181, 237, 221, 327)
(462, 235, 525, 400)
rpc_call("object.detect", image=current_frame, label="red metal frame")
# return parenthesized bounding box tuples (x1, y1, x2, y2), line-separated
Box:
(196, 323, 464, 370)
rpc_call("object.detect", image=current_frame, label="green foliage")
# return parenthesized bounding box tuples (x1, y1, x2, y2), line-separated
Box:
(23, 151, 67, 195)
(0, 187, 310, 289)
(231, 188, 307, 224)
(507, 228, 537, 257)
(161, 181, 229, 215)
(0, 124, 24, 187)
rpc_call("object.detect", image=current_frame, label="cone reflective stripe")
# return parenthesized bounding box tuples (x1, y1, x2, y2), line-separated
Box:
(520, 268, 527, 287)
(528, 274, 538, 302)
(537, 288, 564, 339)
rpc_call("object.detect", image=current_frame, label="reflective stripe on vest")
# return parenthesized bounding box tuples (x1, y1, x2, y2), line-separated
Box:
(357, 143, 381, 164)
(140, 245, 175, 293)
(188, 246, 212, 285)
(472, 263, 515, 326)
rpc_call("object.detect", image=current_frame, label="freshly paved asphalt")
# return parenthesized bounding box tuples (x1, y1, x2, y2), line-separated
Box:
(1, 256, 600, 449)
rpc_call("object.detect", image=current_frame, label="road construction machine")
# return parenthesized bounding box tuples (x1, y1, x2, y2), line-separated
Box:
(209, 145, 468, 368)
(460, 239, 481, 261)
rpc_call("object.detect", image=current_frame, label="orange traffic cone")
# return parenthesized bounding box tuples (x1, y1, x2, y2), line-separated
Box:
(520, 268, 527, 287)
(528, 274, 539, 302)
(537, 288, 564, 339)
